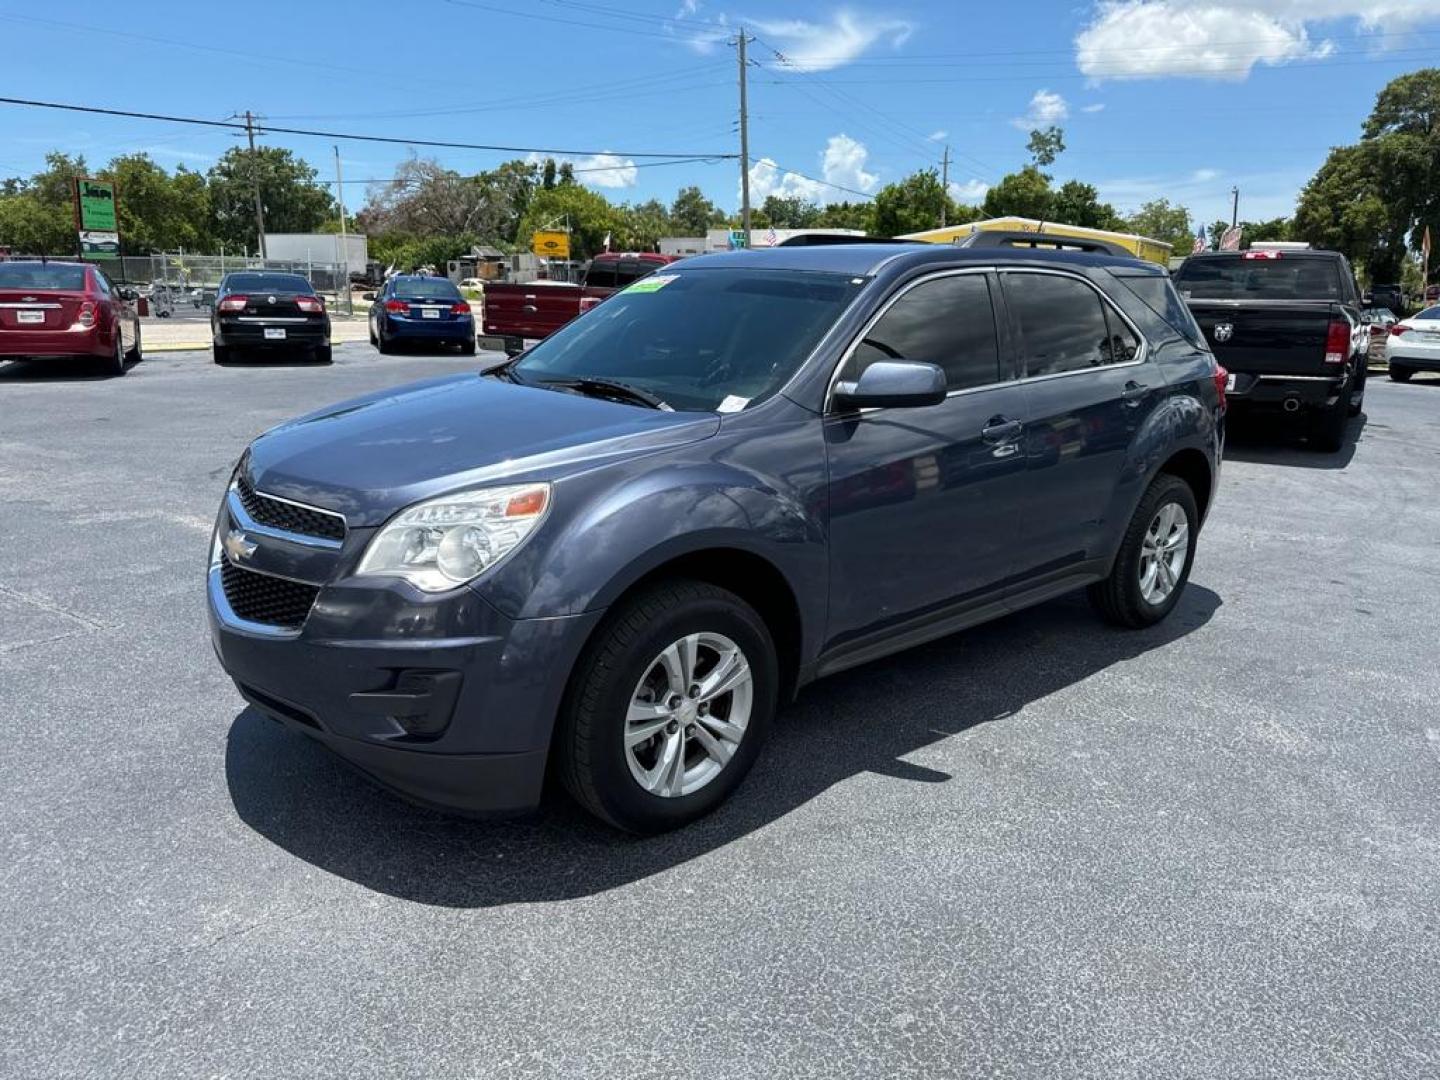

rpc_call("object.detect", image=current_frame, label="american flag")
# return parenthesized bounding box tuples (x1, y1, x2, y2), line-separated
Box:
(1219, 225, 1243, 251)
(764, 227, 778, 247)
(1192, 227, 1208, 255)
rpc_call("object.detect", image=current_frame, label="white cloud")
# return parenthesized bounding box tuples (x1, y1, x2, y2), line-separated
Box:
(949, 179, 990, 204)
(752, 11, 913, 72)
(1191, 168, 1220, 182)
(525, 151, 638, 189)
(927, 130, 948, 142)
(746, 133, 879, 204)
(1012, 89, 1069, 130)
(1080, 103, 1106, 113)
(667, 0, 729, 54)
(1074, 1, 1440, 82)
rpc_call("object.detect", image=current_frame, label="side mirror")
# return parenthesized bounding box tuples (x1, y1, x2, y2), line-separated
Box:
(361, 292, 377, 301)
(832, 360, 947, 411)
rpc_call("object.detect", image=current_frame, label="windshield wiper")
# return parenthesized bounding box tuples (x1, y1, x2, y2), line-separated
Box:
(538, 376, 673, 411)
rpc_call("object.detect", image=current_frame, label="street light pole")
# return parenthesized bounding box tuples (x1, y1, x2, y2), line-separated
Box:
(737, 29, 752, 248)
(244, 110, 268, 260)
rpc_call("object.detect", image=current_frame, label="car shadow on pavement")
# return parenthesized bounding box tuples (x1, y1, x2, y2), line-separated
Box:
(1223, 411, 1366, 470)
(0, 356, 137, 382)
(226, 584, 1222, 908)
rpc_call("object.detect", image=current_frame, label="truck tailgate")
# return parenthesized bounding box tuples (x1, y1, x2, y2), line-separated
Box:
(482, 284, 582, 339)
(1185, 300, 1339, 376)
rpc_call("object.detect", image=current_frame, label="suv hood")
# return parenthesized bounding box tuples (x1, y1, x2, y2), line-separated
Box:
(245, 373, 719, 525)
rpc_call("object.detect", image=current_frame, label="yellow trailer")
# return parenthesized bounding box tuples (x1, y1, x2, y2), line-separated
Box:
(900, 217, 1173, 266)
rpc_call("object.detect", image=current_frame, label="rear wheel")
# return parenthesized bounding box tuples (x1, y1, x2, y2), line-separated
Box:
(1088, 474, 1198, 629)
(1389, 364, 1413, 383)
(1348, 364, 1366, 416)
(106, 333, 126, 377)
(315, 344, 333, 364)
(368, 319, 378, 346)
(460, 338, 476, 356)
(1310, 392, 1349, 452)
(377, 328, 395, 355)
(126, 324, 143, 364)
(557, 580, 778, 833)
(212, 344, 230, 365)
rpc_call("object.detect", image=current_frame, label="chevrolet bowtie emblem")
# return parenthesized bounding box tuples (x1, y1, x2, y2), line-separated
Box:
(223, 529, 258, 562)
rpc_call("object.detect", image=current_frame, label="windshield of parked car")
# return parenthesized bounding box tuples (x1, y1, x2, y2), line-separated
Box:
(510, 267, 861, 412)
(224, 273, 313, 294)
(391, 277, 461, 299)
(0, 263, 86, 290)
(1174, 256, 1341, 301)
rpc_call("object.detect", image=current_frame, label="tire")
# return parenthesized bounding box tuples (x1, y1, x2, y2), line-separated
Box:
(1310, 392, 1349, 452)
(1389, 364, 1413, 383)
(1348, 363, 1366, 416)
(106, 333, 126, 377)
(377, 329, 395, 355)
(126, 324, 142, 364)
(368, 320, 378, 346)
(1088, 474, 1199, 629)
(460, 338, 476, 356)
(315, 345, 333, 364)
(213, 344, 230, 365)
(556, 579, 779, 834)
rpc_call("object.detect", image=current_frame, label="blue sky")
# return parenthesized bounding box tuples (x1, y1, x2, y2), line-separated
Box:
(3, 1, 1439, 231)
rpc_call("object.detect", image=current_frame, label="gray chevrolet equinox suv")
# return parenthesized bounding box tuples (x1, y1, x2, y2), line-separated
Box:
(209, 241, 1225, 833)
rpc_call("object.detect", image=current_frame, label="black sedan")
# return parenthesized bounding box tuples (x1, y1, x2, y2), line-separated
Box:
(212, 272, 331, 364)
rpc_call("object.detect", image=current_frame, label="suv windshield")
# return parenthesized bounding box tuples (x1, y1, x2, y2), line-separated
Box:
(1174, 256, 1340, 301)
(224, 273, 313, 294)
(391, 278, 461, 299)
(0, 263, 86, 290)
(511, 267, 860, 411)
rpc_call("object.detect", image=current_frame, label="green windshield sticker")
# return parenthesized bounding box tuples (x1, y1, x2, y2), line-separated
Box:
(626, 273, 678, 294)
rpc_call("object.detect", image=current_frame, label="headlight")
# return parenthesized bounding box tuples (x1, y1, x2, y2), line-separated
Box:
(355, 483, 550, 592)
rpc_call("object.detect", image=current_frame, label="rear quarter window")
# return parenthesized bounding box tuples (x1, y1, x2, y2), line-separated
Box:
(1119, 274, 1205, 348)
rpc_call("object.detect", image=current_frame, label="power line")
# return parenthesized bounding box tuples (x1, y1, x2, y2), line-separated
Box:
(0, 97, 737, 160)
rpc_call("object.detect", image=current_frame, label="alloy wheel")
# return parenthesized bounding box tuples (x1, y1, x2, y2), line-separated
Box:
(624, 632, 754, 798)
(1138, 502, 1188, 605)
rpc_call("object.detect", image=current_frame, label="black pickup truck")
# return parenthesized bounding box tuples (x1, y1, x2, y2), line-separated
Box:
(1173, 248, 1367, 452)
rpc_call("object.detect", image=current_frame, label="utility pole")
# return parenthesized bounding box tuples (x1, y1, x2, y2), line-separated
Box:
(334, 145, 350, 315)
(1230, 186, 1240, 229)
(244, 110, 268, 260)
(940, 145, 951, 229)
(737, 30, 752, 248)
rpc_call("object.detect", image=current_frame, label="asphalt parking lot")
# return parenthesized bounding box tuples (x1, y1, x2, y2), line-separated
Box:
(2, 344, 1438, 1078)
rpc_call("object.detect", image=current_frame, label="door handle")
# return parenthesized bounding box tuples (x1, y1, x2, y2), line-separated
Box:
(1121, 380, 1149, 402)
(523, 304, 538, 313)
(981, 417, 1023, 444)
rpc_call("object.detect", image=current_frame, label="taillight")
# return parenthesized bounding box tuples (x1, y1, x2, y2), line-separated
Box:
(217, 295, 248, 313)
(295, 295, 324, 313)
(384, 299, 409, 313)
(1213, 364, 1228, 412)
(449, 301, 471, 315)
(78, 301, 96, 327)
(1324, 319, 1350, 364)
(1390, 324, 1410, 336)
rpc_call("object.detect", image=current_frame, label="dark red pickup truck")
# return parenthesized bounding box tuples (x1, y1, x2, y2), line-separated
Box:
(480, 252, 680, 355)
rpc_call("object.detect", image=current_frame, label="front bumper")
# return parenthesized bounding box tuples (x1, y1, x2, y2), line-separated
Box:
(206, 489, 601, 816)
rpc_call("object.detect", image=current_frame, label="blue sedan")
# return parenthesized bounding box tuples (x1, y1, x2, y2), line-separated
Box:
(368, 276, 476, 355)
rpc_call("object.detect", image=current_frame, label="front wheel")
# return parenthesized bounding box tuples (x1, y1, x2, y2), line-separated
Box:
(557, 580, 778, 833)
(1088, 475, 1199, 629)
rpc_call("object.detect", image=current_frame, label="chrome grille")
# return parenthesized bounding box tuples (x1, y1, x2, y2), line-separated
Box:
(236, 472, 346, 542)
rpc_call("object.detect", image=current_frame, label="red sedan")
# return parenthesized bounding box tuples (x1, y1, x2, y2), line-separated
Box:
(0, 260, 141, 376)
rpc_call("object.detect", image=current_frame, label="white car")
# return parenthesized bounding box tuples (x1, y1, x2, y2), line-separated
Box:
(1385, 305, 1440, 382)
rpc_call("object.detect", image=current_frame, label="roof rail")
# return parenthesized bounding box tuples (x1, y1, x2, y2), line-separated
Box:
(773, 234, 921, 247)
(953, 229, 1132, 258)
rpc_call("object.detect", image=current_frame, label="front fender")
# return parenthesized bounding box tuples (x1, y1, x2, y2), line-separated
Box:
(475, 457, 827, 625)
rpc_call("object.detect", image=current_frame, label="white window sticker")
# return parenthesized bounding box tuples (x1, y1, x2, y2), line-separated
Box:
(716, 395, 750, 413)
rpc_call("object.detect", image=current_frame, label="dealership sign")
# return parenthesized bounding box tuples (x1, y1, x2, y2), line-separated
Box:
(74, 177, 120, 258)
(531, 230, 570, 259)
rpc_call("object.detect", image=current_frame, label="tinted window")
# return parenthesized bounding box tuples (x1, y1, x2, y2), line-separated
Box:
(1120, 274, 1203, 346)
(585, 263, 618, 289)
(844, 274, 1002, 391)
(513, 268, 859, 412)
(1173, 256, 1340, 300)
(613, 261, 655, 287)
(93, 270, 112, 296)
(223, 273, 313, 294)
(1416, 306, 1440, 321)
(1006, 273, 1118, 376)
(0, 263, 86, 290)
(1103, 306, 1141, 363)
(390, 277, 460, 299)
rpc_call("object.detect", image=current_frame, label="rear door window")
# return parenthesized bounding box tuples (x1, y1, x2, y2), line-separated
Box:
(1005, 272, 1124, 376)
(843, 272, 1004, 392)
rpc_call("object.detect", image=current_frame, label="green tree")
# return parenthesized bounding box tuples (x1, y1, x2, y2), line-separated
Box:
(872, 169, 955, 235)
(982, 165, 1054, 220)
(670, 186, 725, 235)
(101, 154, 212, 254)
(207, 146, 334, 252)
(1124, 198, 1193, 249)
(1294, 144, 1394, 274)
(1051, 180, 1122, 230)
(614, 198, 671, 251)
(760, 195, 822, 229)
(0, 153, 92, 254)
(815, 201, 875, 233)
(1027, 126, 1066, 168)
(517, 183, 618, 260)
